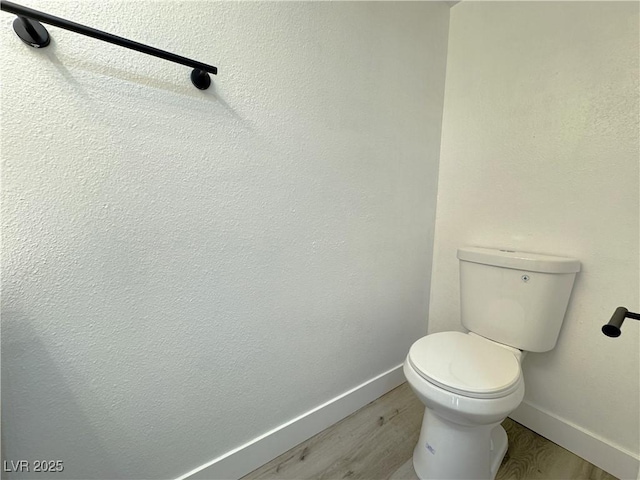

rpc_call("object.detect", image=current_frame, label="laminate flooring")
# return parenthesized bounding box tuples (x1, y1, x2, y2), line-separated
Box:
(243, 383, 618, 480)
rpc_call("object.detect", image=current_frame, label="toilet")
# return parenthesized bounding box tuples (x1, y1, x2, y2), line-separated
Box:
(404, 247, 580, 480)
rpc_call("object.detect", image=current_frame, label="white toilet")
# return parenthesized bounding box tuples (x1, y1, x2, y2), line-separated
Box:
(404, 247, 580, 480)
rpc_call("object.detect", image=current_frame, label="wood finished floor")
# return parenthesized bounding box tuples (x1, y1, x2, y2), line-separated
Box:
(242, 383, 618, 480)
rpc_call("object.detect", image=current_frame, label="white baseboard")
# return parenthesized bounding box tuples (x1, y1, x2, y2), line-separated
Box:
(510, 401, 640, 480)
(176, 364, 406, 480)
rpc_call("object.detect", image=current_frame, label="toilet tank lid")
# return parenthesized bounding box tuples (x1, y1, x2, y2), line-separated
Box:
(457, 247, 581, 273)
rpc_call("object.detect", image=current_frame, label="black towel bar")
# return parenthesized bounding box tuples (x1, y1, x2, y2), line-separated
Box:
(1, 0, 218, 89)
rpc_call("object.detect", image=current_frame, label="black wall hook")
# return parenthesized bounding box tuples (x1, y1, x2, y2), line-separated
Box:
(1, 0, 217, 89)
(602, 307, 640, 337)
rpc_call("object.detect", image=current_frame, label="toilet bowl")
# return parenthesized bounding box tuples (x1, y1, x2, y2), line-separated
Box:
(404, 331, 525, 480)
(402, 247, 579, 479)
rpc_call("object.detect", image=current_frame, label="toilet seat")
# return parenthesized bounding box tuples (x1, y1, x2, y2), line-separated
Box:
(408, 331, 521, 399)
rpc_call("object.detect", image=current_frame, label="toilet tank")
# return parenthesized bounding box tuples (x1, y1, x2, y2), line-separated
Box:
(458, 247, 580, 352)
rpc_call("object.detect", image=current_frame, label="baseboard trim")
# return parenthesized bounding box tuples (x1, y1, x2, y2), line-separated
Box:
(176, 364, 406, 480)
(510, 400, 640, 480)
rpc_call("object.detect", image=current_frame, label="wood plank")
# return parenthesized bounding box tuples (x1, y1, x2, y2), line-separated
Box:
(388, 459, 419, 480)
(497, 418, 619, 480)
(242, 382, 619, 480)
(242, 383, 423, 480)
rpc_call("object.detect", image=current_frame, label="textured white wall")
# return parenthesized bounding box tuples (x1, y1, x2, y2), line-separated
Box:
(432, 0, 639, 463)
(1, 1, 450, 478)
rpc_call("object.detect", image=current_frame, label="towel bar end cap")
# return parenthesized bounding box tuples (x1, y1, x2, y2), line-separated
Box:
(602, 324, 621, 337)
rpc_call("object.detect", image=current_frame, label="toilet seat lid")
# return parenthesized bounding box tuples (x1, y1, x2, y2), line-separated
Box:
(408, 331, 521, 399)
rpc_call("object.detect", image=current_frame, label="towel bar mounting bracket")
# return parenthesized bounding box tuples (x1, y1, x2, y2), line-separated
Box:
(602, 306, 640, 337)
(13, 16, 49, 48)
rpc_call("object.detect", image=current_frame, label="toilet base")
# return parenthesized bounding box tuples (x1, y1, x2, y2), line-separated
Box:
(490, 423, 508, 478)
(412, 407, 509, 480)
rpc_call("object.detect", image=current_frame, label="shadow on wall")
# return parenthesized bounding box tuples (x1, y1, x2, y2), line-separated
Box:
(1, 313, 121, 480)
(13, 33, 249, 127)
